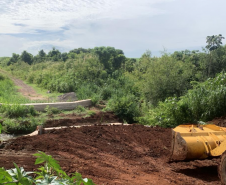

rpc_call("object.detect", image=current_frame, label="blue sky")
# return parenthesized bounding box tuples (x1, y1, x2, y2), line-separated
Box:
(0, 0, 225, 58)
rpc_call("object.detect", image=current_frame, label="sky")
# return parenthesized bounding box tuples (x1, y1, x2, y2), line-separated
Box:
(0, 0, 225, 58)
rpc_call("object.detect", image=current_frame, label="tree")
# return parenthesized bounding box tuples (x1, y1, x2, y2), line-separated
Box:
(61, 52, 68, 62)
(48, 47, 61, 61)
(93, 47, 125, 73)
(206, 34, 225, 77)
(8, 53, 20, 65)
(38, 49, 46, 58)
(20, 51, 33, 65)
(206, 34, 225, 51)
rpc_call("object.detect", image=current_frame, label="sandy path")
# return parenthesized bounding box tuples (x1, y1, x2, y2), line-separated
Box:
(0, 69, 46, 101)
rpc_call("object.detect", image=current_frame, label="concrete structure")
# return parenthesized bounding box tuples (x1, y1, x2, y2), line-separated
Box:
(22, 99, 92, 111)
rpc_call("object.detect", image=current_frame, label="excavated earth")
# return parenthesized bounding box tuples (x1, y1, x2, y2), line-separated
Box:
(0, 116, 222, 184)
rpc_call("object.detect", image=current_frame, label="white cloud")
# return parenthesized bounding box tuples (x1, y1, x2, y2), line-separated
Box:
(0, 0, 225, 57)
(0, 0, 172, 34)
(0, 35, 26, 56)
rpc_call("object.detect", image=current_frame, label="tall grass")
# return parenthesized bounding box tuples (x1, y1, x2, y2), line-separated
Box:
(0, 74, 37, 120)
(0, 75, 30, 104)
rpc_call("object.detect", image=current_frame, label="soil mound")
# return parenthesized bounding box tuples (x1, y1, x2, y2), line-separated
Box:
(0, 124, 221, 184)
(209, 115, 226, 127)
(44, 111, 120, 128)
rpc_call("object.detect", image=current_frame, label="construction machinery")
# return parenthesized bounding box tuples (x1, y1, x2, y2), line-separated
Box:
(171, 124, 226, 184)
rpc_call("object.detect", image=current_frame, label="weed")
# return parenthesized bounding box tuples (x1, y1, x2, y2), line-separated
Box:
(45, 106, 61, 115)
(75, 105, 86, 113)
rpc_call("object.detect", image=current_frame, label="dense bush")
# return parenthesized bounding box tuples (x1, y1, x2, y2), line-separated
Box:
(0, 104, 37, 118)
(106, 94, 141, 123)
(142, 73, 226, 127)
(2, 116, 42, 134)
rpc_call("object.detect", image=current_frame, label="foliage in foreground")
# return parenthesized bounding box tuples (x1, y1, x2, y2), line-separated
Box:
(141, 73, 226, 127)
(0, 151, 95, 185)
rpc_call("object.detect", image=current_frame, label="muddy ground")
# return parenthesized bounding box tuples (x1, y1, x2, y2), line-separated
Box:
(0, 119, 221, 185)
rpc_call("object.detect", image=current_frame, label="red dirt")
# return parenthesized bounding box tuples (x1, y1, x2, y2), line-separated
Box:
(0, 124, 221, 184)
(209, 115, 226, 127)
(45, 111, 120, 127)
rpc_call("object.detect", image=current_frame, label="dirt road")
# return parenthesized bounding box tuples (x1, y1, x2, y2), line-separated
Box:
(0, 123, 220, 184)
(0, 69, 46, 100)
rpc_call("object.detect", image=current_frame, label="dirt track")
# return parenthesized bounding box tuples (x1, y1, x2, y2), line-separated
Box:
(0, 69, 45, 100)
(0, 123, 221, 184)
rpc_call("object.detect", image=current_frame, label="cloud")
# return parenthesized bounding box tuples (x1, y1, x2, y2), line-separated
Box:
(0, 35, 26, 56)
(0, 0, 225, 58)
(0, 0, 172, 34)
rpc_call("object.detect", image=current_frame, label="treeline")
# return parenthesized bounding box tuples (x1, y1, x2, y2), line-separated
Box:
(1, 34, 226, 125)
(4, 47, 127, 72)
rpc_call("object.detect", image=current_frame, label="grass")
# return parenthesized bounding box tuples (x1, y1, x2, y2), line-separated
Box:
(0, 75, 30, 104)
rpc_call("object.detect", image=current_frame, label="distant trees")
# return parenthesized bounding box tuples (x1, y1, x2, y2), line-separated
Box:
(47, 47, 61, 61)
(21, 51, 33, 65)
(93, 47, 126, 73)
(206, 34, 225, 51)
(206, 34, 225, 77)
(8, 53, 20, 65)
(61, 52, 68, 62)
(38, 50, 46, 58)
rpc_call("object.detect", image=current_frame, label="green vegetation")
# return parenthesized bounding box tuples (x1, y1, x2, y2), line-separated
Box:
(0, 74, 29, 104)
(0, 151, 95, 185)
(142, 72, 226, 127)
(1, 35, 226, 127)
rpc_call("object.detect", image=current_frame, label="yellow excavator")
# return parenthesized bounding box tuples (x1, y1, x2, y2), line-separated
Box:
(171, 124, 226, 184)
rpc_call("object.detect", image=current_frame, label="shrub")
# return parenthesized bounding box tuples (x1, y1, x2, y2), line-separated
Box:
(0, 73, 5, 81)
(91, 94, 101, 106)
(75, 105, 86, 113)
(142, 72, 226, 127)
(2, 116, 43, 134)
(107, 94, 141, 123)
(0, 104, 37, 118)
(44, 106, 61, 115)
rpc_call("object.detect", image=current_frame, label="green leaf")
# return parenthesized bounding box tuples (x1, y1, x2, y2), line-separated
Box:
(0, 168, 13, 183)
(19, 177, 33, 185)
(13, 163, 23, 181)
(33, 151, 67, 178)
(0, 124, 2, 134)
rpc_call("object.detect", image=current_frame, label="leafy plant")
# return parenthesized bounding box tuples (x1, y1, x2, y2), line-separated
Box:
(45, 106, 61, 115)
(75, 105, 86, 113)
(0, 151, 96, 185)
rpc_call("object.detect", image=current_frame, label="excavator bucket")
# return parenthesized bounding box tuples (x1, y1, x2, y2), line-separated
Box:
(170, 124, 226, 161)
